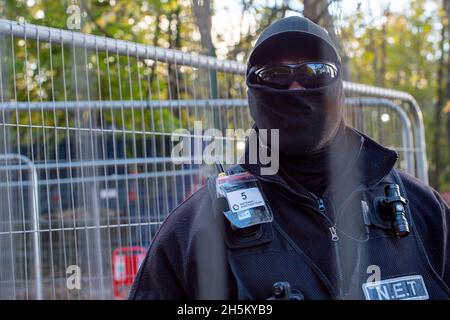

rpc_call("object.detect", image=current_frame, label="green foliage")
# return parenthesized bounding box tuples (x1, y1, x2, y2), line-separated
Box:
(1, 0, 448, 190)
(339, 0, 449, 191)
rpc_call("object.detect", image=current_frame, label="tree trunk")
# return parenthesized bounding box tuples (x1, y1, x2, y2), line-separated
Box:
(303, 0, 352, 81)
(167, 5, 182, 100)
(379, 7, 390, 87)
(366, 27, 379, 86)
(191, 0, 219, 129)
(431, 13, 446, 189)
(191, 0, 216, 57)
(445, 0, 450, 184)
(147, 6, 162, 101)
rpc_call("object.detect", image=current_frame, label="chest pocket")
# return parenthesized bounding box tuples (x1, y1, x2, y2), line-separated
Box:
(344, 171, 450, 299)
(211, 170, 450, 300)
(226, 222, 335, 300)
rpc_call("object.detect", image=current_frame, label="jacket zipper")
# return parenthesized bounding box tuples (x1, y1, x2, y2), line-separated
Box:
(316, 197, 344, 299)
(257, 175, 353, 299)
(317, 198, 326, 212)
(316, 198, 339, 241)
(329, 226, 339, 242)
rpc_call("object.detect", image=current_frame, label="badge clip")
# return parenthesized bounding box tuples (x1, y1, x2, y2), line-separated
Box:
(214, 163, 273, 229)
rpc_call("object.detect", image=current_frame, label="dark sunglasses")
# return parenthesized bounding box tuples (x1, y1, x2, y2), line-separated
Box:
(253, 61, 339, 89)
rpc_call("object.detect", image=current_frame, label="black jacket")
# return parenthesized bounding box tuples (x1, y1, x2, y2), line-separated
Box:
(129, 127, 450, 300)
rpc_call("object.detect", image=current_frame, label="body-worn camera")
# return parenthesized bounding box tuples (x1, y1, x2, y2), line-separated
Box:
(376, 184, 410, 238)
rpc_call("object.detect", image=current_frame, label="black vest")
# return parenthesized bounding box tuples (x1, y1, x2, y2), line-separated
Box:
(208, 168, 450, 300)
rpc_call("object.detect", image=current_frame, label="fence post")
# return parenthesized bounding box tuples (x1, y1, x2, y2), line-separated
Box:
(0, 154, 43, 299)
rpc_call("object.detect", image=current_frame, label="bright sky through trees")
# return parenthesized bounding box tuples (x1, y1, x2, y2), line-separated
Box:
(212, 0, 437, 59)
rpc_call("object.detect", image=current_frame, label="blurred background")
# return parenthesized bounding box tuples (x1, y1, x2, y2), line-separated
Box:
(0, 0, 449, 300)
(1, 0, 449, 191)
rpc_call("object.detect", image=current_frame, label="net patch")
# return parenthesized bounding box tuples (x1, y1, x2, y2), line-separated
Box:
(362, 275, 429, 300)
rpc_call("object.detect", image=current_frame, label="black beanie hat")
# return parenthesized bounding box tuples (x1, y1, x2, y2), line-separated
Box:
(247, 16, 341, 68)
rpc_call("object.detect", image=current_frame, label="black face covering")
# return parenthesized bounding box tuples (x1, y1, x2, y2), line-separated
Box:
(245, 16, 355, 196)
(246, 74, 345, 155)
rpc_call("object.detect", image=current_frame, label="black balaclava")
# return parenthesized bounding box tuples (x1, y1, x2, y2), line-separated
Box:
(246, 16, 352, 195)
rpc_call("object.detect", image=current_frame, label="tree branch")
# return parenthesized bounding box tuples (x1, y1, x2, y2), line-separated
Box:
(80, 0, 114, 38)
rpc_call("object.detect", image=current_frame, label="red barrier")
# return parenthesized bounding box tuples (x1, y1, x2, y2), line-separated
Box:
(112, 246, 147, 299)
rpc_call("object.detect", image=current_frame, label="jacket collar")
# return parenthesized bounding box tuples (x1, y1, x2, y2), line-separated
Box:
(239, 125, 398, 190)
(353, 127, 399, 187)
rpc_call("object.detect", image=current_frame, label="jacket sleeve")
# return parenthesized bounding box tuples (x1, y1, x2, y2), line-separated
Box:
(398, 170, 450, 286)
(128, 213, 188, 300)
(128, 186, 234, 299)
(431, 189, 450, 286)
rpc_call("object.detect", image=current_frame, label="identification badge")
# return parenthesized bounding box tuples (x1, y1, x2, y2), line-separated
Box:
(216, 172, 273, 229)
(226, 187, 265, 213)
(362, 275, 429, 300)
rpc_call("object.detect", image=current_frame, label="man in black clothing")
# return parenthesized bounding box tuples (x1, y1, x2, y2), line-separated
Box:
(129, 16, 450, 300)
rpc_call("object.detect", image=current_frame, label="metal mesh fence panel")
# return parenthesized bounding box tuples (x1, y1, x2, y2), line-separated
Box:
(0, 19, 427, 299)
